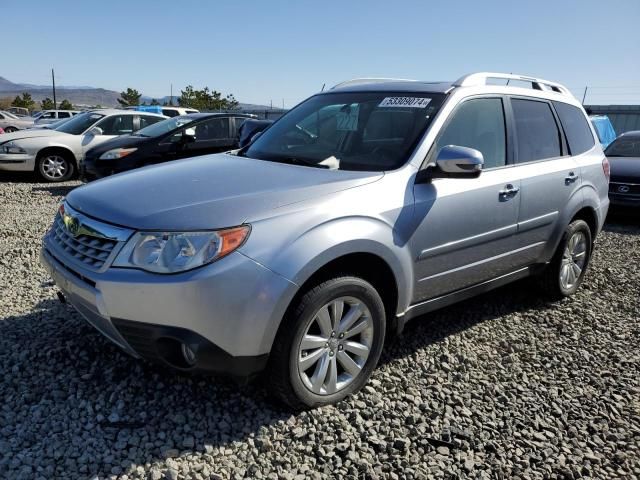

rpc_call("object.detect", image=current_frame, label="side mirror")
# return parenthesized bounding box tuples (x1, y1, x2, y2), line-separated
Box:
(181, 128, 196, 144)
(434, 145, 484, 178)
(87, 126, 103, 137)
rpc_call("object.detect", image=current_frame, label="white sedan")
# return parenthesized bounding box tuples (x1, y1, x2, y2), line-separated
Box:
(0, 109, 166, 182)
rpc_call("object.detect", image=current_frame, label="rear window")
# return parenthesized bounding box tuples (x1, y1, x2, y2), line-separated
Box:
(553, 102, 594, 155)
(511, 99, 561, 163)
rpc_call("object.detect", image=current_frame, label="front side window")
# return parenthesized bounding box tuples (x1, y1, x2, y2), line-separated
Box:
(431, 97, 507, 169)
(56, 112, 105, 135)
(553, 101, 594, 155)
(193, 117, 229, 141)
(512, 99, 561, 163)
(242, 92, 445, 171)
(605, 136, 640, 157)
(58, 112, 71, 119)
(42, 112, 56, 119)
(97, 115, 134, 135)
(138, 115, 164, 129)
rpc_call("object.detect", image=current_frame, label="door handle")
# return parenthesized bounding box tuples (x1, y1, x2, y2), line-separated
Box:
(499, 184, 519, 198)
(565, 171, 579, 184)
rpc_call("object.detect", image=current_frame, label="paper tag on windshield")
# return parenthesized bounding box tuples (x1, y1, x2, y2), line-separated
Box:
(378, 97, 431, 108)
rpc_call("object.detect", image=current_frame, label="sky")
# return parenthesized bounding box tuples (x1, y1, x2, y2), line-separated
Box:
(3, 0, 640, 107)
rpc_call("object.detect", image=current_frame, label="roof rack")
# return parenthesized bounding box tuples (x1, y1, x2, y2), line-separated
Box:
(331, 78, 417, 90)
(454, 72, 572, 96)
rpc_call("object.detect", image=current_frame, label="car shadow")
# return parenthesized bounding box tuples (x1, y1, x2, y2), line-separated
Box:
(0, 297, 292, 478)
(605, 209, 640, 235)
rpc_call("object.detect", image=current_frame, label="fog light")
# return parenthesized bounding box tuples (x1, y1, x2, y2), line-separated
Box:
(181, 343, 197, 366)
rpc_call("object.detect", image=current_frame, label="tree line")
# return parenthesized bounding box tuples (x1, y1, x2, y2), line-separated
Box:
(5, 84, 241, 113)
(117, 86, 239, 111)
(10, 92, 73, 111)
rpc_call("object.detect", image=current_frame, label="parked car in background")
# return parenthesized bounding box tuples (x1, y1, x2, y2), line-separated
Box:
(160, 106, 200, 117)
(605, 131, 640, 208)
(41, 72, 609, 408)
(34, 110, 81, 125)
(28, 116, 75, 130)
(83, 113, 254, 180)
(7, 106, 30, 117)
(0, 110, 35, 132)
(237, 119, 273, 148)
(590, 115, 617, 149)
(0, 109, 166, 182)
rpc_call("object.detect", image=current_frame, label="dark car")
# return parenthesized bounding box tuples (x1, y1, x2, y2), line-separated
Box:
(605, 131, 640, 208)
(237, 119, 273, 148)
(82, 113, 254, 180)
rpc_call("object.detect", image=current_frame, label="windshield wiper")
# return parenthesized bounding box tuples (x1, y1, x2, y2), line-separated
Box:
(270, 157, 328, 168)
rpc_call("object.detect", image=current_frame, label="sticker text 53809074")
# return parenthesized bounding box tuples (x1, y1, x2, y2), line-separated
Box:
(378, 97, 432, 108)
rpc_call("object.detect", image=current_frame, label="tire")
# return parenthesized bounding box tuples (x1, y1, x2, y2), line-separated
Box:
(37, 151, 75, 182)
(538, 219, 592, 299)
(268, 276, 386, 409)
(4, 126, 17, 133)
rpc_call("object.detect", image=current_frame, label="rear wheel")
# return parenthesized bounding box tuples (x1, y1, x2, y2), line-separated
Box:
(4, 126, 17, 133)
(539, 219, 592, 299)
(37, 152, 75, 182)
(268, 276, 386, 409)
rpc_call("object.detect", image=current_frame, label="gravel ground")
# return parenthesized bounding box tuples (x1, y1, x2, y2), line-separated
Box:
(1, 174, 639, 480)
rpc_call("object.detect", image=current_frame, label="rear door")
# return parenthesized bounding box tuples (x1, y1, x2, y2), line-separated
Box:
(411, 96, 522, 301)
(183, 117, 234, 155)
(507, 97, 581, 265)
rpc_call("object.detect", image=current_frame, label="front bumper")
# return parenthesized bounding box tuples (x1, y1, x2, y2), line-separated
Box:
(609, 192, 640, 208)
(40, 242, 297, 377)
(0, 153, 35, 171)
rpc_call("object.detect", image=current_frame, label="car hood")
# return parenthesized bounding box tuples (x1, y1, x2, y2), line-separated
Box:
(609, 157, 640, 182)
(67, 153, 383, 230)
(0, 129, 69, 142)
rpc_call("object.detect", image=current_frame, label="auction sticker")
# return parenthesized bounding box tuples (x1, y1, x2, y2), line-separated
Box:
(378, 97, 431, 108)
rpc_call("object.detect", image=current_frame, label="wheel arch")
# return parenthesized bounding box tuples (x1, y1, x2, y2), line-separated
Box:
(35, 145, 78, 171)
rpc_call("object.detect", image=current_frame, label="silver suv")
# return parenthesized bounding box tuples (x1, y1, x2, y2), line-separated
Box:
(41, 72, 610, 408)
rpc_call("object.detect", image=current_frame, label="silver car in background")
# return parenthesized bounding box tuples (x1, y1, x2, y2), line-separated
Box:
(41, 72, 609, 408)
(0, 109, 166, 181)
(0, 110, 35, 132)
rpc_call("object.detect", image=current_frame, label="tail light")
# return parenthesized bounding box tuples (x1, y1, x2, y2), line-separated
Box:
(602, 157, 610, 181)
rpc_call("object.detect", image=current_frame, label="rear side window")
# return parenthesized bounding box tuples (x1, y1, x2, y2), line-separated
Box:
(553, 102, 594, 155)
(433, 98, 507, 169)
(139, 115, 163, 129)
(162, 109, 179, 118)
(511, 99, 561, 163)
(58, 112, 71, 118)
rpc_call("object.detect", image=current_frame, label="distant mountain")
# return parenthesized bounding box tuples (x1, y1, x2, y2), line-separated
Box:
(0, 76, 279, 110)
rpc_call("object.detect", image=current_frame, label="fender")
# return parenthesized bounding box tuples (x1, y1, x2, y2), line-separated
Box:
(242, 215, 415, 315)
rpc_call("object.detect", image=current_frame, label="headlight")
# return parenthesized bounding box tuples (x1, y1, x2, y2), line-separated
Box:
(99, 148, 138, 160)
(0, 141, 27, 154)
(113, 226, 250, 273)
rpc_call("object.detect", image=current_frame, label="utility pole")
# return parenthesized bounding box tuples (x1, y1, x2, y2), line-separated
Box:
(582, 86, 588, 105)
(170, 83, 173, 105)
(51, 68, 57, 109)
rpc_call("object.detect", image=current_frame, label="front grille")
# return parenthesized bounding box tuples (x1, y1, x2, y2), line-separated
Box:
(50, 213, 117, 270)
(610, 182, 640, 195)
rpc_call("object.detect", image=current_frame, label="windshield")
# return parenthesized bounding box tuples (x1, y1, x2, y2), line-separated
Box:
(605, 136, 640, 157)
(133, 115, 196, 137)
(55, 112, 104, 135)
(242, 91, 445, 171)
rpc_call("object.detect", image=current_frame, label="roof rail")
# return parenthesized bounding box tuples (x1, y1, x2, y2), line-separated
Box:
(331, 77, 417, 90)
(454, 72, 573, 96)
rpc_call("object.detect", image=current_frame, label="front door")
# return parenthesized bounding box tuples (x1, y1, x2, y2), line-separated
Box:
(410, 96, 521, 302)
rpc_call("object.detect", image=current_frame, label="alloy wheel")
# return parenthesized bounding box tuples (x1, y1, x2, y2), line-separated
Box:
(560, 231, 587, 290)
(297, 296, 374, 395)
(41, 155, 68, 180)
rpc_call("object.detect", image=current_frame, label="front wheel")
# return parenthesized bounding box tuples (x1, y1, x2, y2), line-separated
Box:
(268, 277, 386, 409)
(37, 152, 75, 182)
(4, 126, 17, 133)
(539, 219, 592, 299)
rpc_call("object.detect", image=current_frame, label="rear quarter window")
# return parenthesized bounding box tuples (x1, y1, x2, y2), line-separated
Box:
(553, 101, 595, 155)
